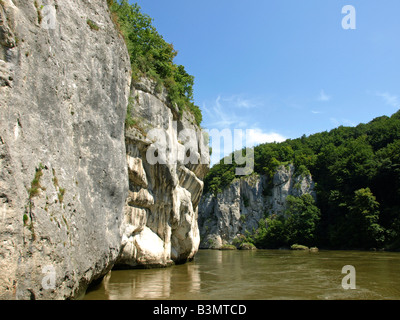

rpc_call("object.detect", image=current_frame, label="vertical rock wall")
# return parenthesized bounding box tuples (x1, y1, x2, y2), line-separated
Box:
(198, 165, 316, 248)
(117, 79, 209, 268)
(0, 0, 208, 299)
(0, 0, 131, 299)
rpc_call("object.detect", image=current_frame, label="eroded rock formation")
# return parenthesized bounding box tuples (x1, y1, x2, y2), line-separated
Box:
(116, 79, 209, 268)
(0, 0, 128, 299)
(0, 0, 207, 299)
(198, 164, 315, 248)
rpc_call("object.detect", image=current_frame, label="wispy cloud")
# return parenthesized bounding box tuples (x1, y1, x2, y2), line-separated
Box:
(203, 95, 262, 129)
(221, 95, 262, 109)
(317, 90, 331, 102)
(311, 110, 322, 114)
(330, 117, 356, 127)
(376, 92, 400, 109)
(203, 96, 240, 128)
(203, 95, 286, 165)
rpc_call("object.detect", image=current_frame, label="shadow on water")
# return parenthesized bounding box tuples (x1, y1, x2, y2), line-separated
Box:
(83, 249, 400, 300)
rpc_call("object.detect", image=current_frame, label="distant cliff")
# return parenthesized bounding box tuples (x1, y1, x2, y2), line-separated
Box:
(198, 165, 315, 249)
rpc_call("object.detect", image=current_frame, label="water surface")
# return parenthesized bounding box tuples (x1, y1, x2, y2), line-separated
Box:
(84, 250, 400, 300)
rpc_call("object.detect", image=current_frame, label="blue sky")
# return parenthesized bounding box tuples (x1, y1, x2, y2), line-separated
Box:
(133, 0, 400, 160)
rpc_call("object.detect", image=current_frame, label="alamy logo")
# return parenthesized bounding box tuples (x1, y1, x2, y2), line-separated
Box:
(41, 265, 56, 290)
(341, 265, 356, 290)
(144, 121, 254, 176)
(41, 5, 57, 30)
(342, 5, 356, 30)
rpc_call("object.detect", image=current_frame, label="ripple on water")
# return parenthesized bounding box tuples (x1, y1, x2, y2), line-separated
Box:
(84, 250, 400, 300)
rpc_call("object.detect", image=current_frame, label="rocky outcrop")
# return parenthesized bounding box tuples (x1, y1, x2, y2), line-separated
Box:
(116, 78, 209, 268)
(0, 0, 131, 299)
(0, 0, 209, 299)
(198, 164, 315, 249)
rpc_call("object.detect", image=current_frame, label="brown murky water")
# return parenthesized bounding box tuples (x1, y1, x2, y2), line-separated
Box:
(84, 249, 400, 300)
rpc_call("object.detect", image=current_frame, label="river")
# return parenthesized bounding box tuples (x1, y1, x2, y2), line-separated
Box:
(84, 249, 400, 300)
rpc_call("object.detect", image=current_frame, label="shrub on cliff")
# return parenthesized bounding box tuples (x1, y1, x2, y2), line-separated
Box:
(203, 110, 400, 250)
(108, 0, 202, 125)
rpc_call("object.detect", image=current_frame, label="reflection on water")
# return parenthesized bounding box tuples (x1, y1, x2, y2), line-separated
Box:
(84, 250, 400, 300)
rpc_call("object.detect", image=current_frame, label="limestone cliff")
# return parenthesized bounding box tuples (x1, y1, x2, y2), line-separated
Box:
(198, 164, 315, 248)
(0, 0, 208, 299)
(116, 78, 209, 268)
(0, 0, 127, 299)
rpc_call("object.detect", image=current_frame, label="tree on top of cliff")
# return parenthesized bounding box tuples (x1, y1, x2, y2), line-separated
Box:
(108, 0, 202, 125)
(203, 109, 400, 250)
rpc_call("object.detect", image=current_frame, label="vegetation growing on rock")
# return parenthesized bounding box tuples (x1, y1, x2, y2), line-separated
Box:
(203, 110, 400, 250)
(107, 0, 202, 125)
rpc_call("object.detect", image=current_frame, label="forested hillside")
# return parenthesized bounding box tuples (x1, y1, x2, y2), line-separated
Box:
(204, 110, 400, 250)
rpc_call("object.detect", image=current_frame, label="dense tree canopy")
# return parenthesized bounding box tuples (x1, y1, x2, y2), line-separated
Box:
(204, 110, 400, 250)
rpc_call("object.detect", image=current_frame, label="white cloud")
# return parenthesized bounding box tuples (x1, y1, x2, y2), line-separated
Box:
(376, 92, 400, 109)
(208, 128, 286, 166)
(246, 129, 286, 147)
(317, 90, 331, 102)
(311, 110, 322, 114)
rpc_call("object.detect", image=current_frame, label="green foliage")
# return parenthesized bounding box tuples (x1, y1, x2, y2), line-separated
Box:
(203, 162, 236, 195)
(246, 195, 320, 249)
(295, 164, 310, 178)
(220, 244, 237, 250)
(58, 188, 66, 204)
(285, 194, 321, 247)
(125, 96, 136, 129)
(28, 163, 45, 199)
(290, 244, 309, 250)
(87, 19, 100, 31)
(34, 0, 43, 25)
(251, 215, 287, 249)
(344, 188, 384, 249)
(108, 0, 202, 125)
(239, 242, 256, 250)
(203, 110, 400, 249)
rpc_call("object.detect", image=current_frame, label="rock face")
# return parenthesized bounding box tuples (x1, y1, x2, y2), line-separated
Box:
(116, 78, 209, 268)
(0, 0, 131, 299)
(198, 165, 315, 249)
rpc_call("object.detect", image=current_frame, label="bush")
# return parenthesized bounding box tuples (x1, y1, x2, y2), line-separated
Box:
(239, 242, 257, 250)
(285, 194, 321, 247)
(290, 244, 309, 250)
(108, 0, 202, 125)
(252, 215, 287, 249)
(220, 244, 237, 250)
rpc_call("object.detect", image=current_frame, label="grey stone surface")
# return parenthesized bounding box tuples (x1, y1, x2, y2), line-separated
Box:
(198, 165, 316, 249)
(0, 0, 131, 299)
(117, 78, 209, 268)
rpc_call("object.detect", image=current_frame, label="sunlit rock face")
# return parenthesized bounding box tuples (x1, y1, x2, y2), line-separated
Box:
(198, 165, 316, 249)
(116, 78, 209, 269)
(0, 0, 209, 299)
(0, 0, 131, 299)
